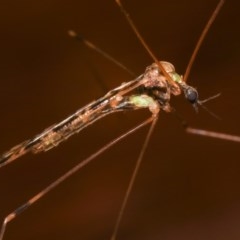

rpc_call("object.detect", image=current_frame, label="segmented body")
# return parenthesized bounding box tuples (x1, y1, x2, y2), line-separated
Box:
(0, 61, 190, 168)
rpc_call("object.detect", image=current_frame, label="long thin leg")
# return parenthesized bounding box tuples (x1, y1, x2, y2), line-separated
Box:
(186, 127, 240, 143)
(110, 114, 159, 240)
(68, 30, 136, 77)
(114, 0, 176, 86)
(0, 116, 154, 240)
(173, 110, 240, 143)
(183, 0, 225, 82)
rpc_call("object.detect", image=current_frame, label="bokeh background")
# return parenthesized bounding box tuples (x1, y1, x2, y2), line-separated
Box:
(0, 0, 240, 239)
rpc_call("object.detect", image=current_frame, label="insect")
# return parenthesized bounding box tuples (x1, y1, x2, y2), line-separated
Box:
(0, 0, 240, 240)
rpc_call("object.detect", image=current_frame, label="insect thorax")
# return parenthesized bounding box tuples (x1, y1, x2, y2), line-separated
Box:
(139, 61, 182, 112)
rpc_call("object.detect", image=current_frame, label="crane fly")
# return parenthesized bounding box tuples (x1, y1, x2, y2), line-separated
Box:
(0, 0, 239, 239)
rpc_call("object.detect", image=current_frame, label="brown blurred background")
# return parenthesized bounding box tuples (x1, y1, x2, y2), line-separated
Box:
(0, 0, 240, 239)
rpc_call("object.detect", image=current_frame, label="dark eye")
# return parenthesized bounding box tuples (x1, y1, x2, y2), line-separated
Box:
(185, 87, 198, 104)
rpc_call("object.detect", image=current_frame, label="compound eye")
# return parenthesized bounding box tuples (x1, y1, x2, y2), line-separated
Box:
(185, 87, 198, 104)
